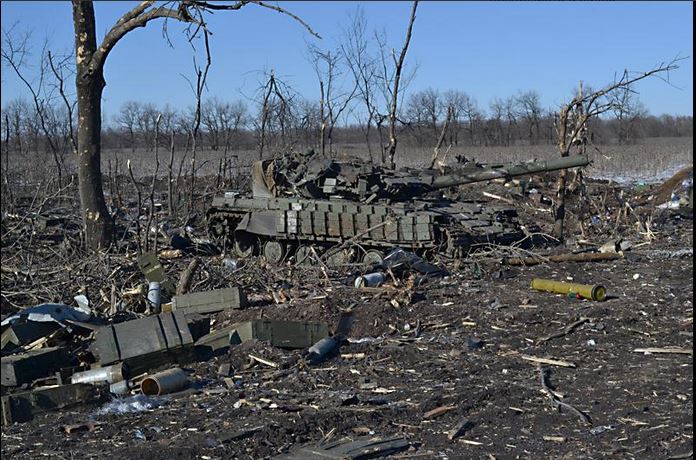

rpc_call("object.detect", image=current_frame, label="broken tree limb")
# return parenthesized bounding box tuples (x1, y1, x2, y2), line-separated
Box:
(503, 252, 622, 266)
(483, 191, 515, 205)
(538, 366, 592, 426)
(633, 347, 693, 355)
(423, 405, 456, 419)
(521, 355, 576, 368)
(447, 418, 473, 441)
(248, 354, 279, 368)
(176, 257, 201, 295)
(538, 318, 590, 344)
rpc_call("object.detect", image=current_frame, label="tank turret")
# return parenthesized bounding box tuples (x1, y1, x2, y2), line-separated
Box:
(250, 152, 588, 202)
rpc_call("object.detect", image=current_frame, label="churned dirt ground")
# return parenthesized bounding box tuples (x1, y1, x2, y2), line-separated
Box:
(1, 177, 693, 460)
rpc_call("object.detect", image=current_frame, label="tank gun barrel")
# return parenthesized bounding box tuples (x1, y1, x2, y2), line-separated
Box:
(427, 154, 589, 189)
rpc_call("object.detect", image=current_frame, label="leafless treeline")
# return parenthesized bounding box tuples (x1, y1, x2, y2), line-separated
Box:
(3, 92, 692, 158)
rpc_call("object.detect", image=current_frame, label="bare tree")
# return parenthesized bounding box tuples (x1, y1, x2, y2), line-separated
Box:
(2, 29, 70, 188)
(138, 102, 159, 151)
(405, 88, 441, 146)
(516, 90, 542, 145)
(488, 97, 506, 146)
(551, 59, 682, 240)
(254, 71, 298, 158)
(376, 0, 419, 168)
(429, 104, 453, 169)
(115, 101, 141, 152)
(47, 50, 77, 156)
(70, 0, 319, 250)
(308, 45, 358, 156)
(503, 96, 519, 146)
(608, 85, 647, 144)
(341, 7, 379, 161)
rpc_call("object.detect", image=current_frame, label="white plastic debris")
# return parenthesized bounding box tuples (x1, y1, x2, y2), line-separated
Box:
(632, 274, 641, 280)
(1, 303, 92, 327)
(73, 295, 92, 316)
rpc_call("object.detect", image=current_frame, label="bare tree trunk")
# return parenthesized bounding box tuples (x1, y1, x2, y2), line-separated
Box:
(319, 80, 326, 155)
(144, 114, 161, 252)
(73, 1, 113, 250)
(429, 105, 452, 169)
(552, 169, 568, 239)
(385, 0, 418, 168)
(168, 131, 176, 218)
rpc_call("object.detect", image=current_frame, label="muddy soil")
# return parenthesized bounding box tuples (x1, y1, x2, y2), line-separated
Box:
(1, 180, 693, 460)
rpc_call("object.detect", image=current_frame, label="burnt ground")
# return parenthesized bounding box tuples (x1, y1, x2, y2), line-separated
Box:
(1, 177, 693, 460)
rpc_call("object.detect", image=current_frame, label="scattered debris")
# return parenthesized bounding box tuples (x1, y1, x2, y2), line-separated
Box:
(63, 421, 105, 434)
(0, 146, 691, 458)
(277, 436, 410, 459)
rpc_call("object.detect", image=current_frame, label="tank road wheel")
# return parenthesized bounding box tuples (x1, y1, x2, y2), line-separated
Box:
(263, 240, 286, 264)
(207, 216, 227, 240)
(362, 249, 384, 267)
(233, 232, 256, 259)
(326, 248, 355, 268)
(295, 245, 315, 266)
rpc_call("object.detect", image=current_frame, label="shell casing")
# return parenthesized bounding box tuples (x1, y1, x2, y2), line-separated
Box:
(531, 278, 606, 301)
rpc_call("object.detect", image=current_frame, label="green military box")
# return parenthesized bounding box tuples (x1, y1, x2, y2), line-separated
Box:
(137, 252, 166, 282)
(230, 320, 328, 349)
(172, 288, 247, 314)
(1, 383, 98, 424)
(1, 347, 72, 387)
(195, 320, 329, 353)
(90, 311, 193, 365)
(1, 321, 60, 352)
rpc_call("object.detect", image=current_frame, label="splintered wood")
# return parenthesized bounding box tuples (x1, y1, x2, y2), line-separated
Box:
(633, 347, 693, 355)
(520, 355, 576, 368)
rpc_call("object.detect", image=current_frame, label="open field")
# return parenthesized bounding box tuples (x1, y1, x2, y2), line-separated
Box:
(3, 137, 691, 187)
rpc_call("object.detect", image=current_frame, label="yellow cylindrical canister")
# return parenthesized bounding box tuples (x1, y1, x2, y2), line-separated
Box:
(531, 278, 607, 301)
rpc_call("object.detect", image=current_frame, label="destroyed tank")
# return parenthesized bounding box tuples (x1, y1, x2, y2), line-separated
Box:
(206, 151, 589, 265)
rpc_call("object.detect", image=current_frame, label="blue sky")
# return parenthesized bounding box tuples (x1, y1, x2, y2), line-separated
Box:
(1, 1, 693, 121)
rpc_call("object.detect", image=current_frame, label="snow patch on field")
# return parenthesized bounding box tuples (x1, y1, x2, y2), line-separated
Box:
(588, 163, 692, 185)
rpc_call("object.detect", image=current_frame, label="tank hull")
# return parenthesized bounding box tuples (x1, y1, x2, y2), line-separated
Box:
(207, 194, 528, 261)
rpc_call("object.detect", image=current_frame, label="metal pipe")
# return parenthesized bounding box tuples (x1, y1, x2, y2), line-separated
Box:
(109, 379, 133, 395)
(354, 272, 386, 288)
(505, 252, 622, 266)
(70, 363, 128, 384)
(147, 281, 161, 312)
(307, 337, 339, 365)
(531, 278, 607, 301)
(140, 368, 188, 395)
